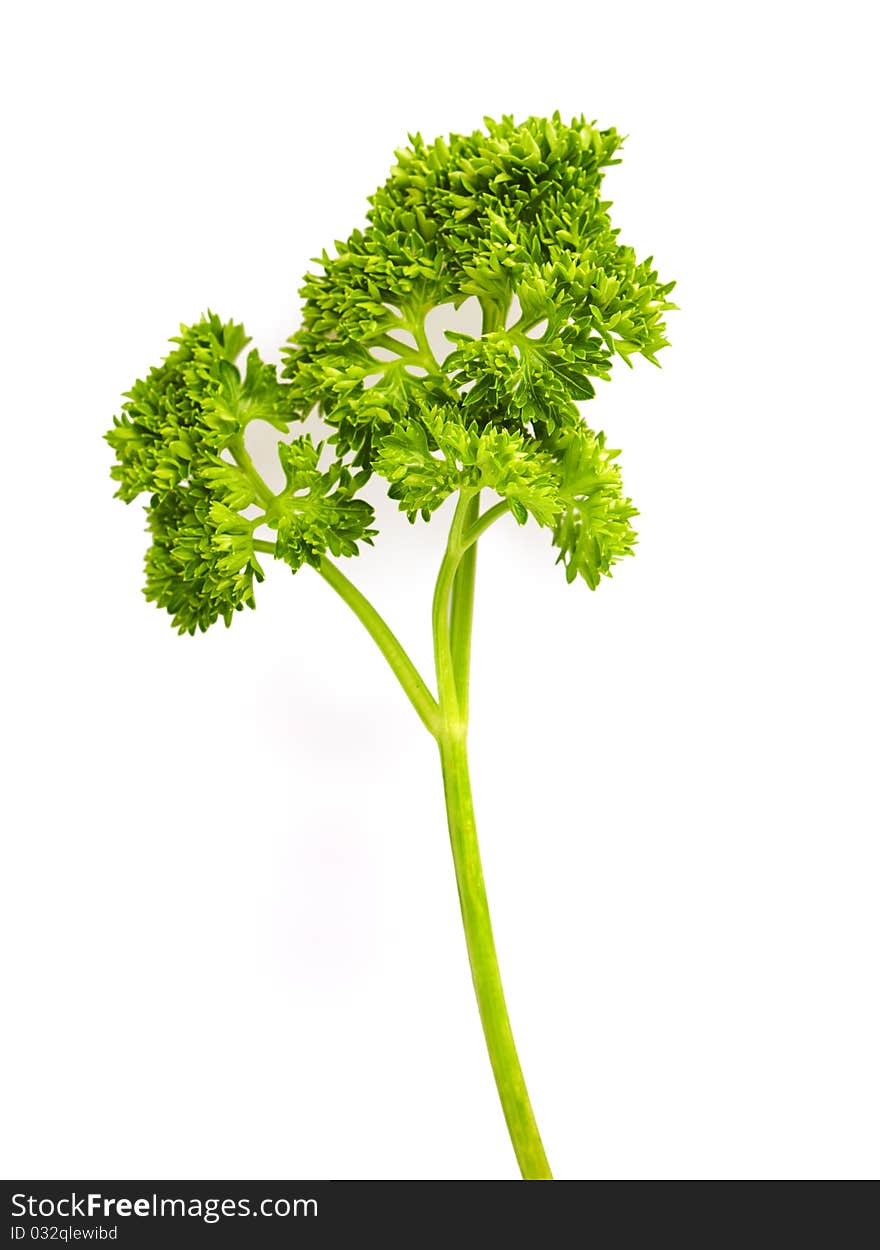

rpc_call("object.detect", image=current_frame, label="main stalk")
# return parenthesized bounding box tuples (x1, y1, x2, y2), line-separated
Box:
(317, 489, 551, 1177)
(434, 493, 552, 1180)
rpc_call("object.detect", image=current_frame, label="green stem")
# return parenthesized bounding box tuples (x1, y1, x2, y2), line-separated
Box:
(372, 308, 441, 375)
(434, 491, 552, 1180)
(449, 492, 480, 722)
(431, 493, 473, 732)
(402, 298, 442, 374)
(265, 484, 550, 1175)
(317, 557, 440, 736)
(228, 434, 275, 508)
(373, 333, 426, 361)
(409, 319, 442, 374)
(438, 730, 552, 1179)
(461, 499, 510, 553)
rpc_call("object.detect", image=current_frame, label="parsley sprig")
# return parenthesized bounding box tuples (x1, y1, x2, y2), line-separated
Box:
(107, 113, 674, 1178)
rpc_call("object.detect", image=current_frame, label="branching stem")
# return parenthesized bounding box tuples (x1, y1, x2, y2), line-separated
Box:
(260, 489, 550, 1177)
(461, 499, 510, 552)
(229, 434, 275, 508)
(317, 559, 440, 737)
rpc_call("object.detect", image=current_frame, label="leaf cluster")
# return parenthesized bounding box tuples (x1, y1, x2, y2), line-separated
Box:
(374, 412, 635, 584)
(108, 115, 674, 631)
(283, 112, 674, 584)
(106, 314, 374, 632)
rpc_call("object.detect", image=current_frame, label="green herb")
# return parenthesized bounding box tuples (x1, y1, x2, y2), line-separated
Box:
(106, 113, 675, 1179)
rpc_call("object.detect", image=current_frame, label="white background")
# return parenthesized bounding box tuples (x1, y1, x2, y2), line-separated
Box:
(2, 1, 877, 1180)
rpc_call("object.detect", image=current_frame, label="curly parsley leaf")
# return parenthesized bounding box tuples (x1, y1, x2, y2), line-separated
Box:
(106, 315, 374, 633)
